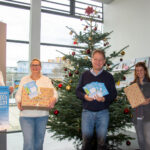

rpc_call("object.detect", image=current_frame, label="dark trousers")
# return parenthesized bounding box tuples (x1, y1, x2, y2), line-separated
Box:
(134, 118, 150, 150)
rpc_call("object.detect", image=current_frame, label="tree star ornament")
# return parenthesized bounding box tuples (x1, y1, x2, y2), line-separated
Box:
(85, 6, 94, 15)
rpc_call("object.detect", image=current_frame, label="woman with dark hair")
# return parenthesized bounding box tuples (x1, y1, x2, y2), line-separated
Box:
(132, 62, 150, 150)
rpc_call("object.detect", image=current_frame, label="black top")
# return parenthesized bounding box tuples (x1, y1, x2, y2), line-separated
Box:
(76, 70, 117, 112)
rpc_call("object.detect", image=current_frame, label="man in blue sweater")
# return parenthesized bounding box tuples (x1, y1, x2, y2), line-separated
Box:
(76, 50, 117, 150)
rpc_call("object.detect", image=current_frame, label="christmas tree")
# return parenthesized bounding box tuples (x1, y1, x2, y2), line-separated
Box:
(48, 6, 133, 150)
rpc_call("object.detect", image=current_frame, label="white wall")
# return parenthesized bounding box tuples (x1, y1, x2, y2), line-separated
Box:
(103, 0, 150, 60)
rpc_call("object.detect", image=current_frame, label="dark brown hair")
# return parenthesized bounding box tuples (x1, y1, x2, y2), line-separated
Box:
(132, 62, 150, 83)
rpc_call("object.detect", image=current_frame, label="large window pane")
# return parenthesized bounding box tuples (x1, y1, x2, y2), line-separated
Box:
(0, 5, 29, 41)
(41, 13, 102, 45)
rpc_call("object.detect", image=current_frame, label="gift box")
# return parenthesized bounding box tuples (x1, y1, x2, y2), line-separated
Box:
(124, 83, 145, 108)
(21, 87, 54, 110)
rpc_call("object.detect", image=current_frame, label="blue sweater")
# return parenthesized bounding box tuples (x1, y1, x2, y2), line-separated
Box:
(76, 70, 117, 111)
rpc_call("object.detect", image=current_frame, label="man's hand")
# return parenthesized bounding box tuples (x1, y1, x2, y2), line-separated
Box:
(17, 102, 23, 111)
(95, 95, 105, 102)
(49, 97, 57, 109)
(84, 94, 93, 101)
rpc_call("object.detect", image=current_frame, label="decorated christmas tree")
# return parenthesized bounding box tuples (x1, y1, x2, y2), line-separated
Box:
(48, 6, 133, 150)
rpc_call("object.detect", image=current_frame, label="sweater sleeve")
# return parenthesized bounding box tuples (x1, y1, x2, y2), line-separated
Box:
(15, 78, 25, 103)
(104, 74, 117, 106)
(76, 73, 86, 100)
(48, 78, 58, 102)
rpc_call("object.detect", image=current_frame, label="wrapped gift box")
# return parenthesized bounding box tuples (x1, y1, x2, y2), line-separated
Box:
(124, 83, 145, 108)
(21, 87, 54, 110)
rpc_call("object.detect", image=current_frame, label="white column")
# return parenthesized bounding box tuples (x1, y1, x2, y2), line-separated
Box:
(29, 0, 41, 62)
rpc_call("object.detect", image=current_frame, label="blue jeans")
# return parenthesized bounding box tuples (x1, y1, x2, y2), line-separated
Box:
(81, 109, 109, 150)
(20, 116, 48, 150)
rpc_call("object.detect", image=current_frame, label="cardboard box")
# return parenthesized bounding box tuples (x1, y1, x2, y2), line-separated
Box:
(21, 87, 54, 110)
(124, 83, 145, 108)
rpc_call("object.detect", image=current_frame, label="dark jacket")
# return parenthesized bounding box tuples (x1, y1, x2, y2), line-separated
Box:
(76, 70, 117, 112)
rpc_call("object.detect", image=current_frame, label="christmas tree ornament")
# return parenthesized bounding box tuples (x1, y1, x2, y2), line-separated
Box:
(84, 56, 88, 60)
(94, 27, 97, 31)
(85, 25, 88, 28)
(62, 56, 66, 61)
(94, 10, 97, 14)
(54, 110, 59, 115)
(80, 17, 83, 21)
(75, 70, 79, 74)
(66, 85, 71, 91)
(103, 38, 107, 41)
(69, 79, 72, 83)
(123, 76, 126, 80)
(124, 108, 130, 114)
(82, 51, 86, 54)
(69, 72, 72, 77)
(85, 6, 94, 15)
(58, 83, 63, 88)
(73, 41, 77, 44)
(116, 80, 120, 86)
(86, 49, 91, 54)
(64, 68, 67, 71)
(104, 43, 107, 46)
(84, 27, 86, 31)
(72, 52, 75, 56)
(106, 42, 109, 45)
(126, 140, 131, 146)
(89, 37, 92, 40)
(121, 51, 125, 55)
(120, 58, 123, 62)
(69, 31, 73, 35)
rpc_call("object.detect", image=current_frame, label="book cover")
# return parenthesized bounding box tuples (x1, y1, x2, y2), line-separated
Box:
(83, 82, 109, 98)
(23, 81, 38, 99)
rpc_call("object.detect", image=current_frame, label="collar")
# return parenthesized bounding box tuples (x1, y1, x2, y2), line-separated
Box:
(90, 68, 103, 76)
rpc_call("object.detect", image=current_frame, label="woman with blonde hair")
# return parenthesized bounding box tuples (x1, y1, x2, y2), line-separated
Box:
(15, 58, 58, 150)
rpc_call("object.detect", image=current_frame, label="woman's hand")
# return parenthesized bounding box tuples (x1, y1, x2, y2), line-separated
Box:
(84, 94, 93, 101)
(95, 95, 105, 102)
(49, 97, 56, 109)
(17, 102, 23, 111)
(142, 98, 150, 105)
(9, 86, 14, 94)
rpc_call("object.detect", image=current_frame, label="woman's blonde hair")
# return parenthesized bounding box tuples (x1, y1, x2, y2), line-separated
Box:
(30, 58, 41, 66)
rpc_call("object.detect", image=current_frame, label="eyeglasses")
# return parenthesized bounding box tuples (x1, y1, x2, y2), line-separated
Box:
(31, 64, 41, 67)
